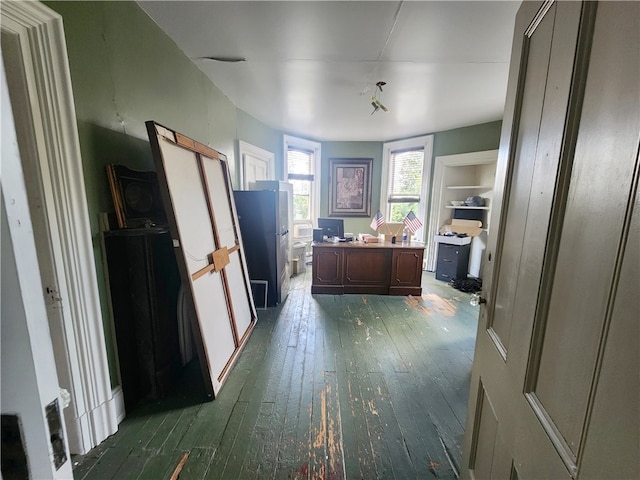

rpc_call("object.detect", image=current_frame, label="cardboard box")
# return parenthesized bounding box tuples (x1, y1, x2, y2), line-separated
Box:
(359, 234, 379, 243)
(438, 219, 483, 237)
(374, 222, 414, 243)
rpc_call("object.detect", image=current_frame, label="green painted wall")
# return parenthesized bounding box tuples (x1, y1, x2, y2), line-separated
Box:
(44, 0, 502, 389)
(236, 110, 285, 178)
(320, 142, 384, 236)
(318, 123, 501, 236)
(46, 0, 240, 386)
(433, 121, 502, 157)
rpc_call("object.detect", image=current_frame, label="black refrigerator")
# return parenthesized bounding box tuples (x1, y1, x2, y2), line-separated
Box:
(234, 187, 290, 307)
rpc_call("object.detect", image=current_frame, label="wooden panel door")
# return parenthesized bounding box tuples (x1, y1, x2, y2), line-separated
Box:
(462, 2, 639, 478)
(239, 140, 274, 189)
(146, 122, 257, 398)
(243, 153, 270, 188)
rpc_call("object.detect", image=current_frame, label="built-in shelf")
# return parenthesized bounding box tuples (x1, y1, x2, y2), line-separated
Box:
(445, 206, 490, 210)
(427, 149, 498, 275)
(446, 185, 493, 189)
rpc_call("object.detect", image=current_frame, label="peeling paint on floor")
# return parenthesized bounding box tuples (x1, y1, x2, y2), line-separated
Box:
(421, 293, 458, 317)
(404, 294, 432, 315)
(405, 292, 459, 318)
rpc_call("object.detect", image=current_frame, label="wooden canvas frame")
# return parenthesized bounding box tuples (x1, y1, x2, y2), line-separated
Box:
(146, 121, 256, 398)
(328, 158, 372, 217)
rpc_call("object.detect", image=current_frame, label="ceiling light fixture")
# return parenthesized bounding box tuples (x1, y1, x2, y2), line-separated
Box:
(371, 81, 389, 115)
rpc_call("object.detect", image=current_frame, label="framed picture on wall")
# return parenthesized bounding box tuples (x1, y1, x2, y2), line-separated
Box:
(328, 158, 372, 217)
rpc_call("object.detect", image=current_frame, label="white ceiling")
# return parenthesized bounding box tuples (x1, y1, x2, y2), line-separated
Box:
(138, 1, 521, 142)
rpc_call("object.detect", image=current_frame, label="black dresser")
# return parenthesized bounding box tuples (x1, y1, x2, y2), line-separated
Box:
(435, 243, 471, 282)
(103, 227, 182, 409)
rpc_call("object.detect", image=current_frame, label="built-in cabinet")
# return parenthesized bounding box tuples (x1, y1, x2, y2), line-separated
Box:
(443, 163, 495, 229)
(426, 150, 498, 276)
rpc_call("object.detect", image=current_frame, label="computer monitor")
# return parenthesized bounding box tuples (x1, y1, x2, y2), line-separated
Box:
(317, 217, 344, 239)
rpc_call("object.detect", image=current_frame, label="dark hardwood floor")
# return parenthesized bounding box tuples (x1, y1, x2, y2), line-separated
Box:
(73, 267, 479, 480)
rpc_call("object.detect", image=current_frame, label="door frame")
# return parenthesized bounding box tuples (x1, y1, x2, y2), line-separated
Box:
(1, 2, 118, 454)
(238, 140, 275, 189)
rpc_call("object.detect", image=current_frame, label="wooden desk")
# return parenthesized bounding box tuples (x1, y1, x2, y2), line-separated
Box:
(312, 241, 424, 295)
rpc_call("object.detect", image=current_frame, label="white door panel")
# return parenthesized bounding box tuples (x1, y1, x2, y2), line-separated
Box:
(239, 140, 274, 189)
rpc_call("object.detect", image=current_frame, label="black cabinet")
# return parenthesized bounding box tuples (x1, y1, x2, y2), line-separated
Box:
(435, 243, 470, 282)
(234, 189, 290, 307)
(104, 228, 182, 409)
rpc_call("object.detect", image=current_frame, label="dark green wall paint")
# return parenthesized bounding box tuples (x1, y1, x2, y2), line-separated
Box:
(44, 0, 502, 389)
(316, 123, 502, 236)
(236, 110, 285, 179)
(46, 0, 239, 386)
(320, 142, 384, 235)
(434, 121, 502, 157)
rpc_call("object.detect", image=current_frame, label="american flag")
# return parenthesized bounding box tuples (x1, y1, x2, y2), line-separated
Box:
(403, 211, 423, 233)
(370, 210, 386, 231)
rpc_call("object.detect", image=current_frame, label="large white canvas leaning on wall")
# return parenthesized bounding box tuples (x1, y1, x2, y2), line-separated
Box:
(146, 121, 256, 397)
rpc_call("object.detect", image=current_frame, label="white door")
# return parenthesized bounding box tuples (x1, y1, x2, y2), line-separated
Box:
(462, 2, 639, 478)
(239, 140, 274, 189)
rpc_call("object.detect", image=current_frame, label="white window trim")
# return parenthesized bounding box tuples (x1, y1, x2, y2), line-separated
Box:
(283, 134, 321, 226)
(238, 140, 275, 189)
(380, 135, 434, 242)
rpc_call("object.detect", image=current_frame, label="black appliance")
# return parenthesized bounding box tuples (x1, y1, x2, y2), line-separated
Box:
(234, 188, 290, 307)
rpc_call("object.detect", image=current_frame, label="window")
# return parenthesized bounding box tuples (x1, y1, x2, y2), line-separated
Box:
(380, 135, 433, 242)
(284, 135, 321, 239)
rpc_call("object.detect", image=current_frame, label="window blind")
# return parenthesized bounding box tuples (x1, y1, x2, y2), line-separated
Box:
(387, 148, 424, 203)
(287, 148, 314, 181)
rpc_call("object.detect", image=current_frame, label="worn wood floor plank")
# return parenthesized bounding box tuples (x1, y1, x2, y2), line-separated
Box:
(135, 451, 177, 479)
(293, 288, 318, 480)
(309, 310, 328, 480)
(176, 372, 245, 451)
(272, 280, 314, 480)
(238, 400, 275, 480)
(74, 270, 477, 480)
(143, 402, 201, 454)
(174, 447, 215, 480)
(205, 400, 249, 478)
(259, 343, 296, 479)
